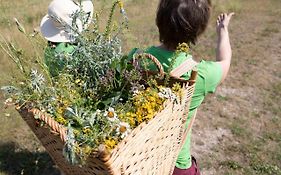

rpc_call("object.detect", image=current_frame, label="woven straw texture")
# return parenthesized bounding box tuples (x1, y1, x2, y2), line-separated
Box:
(18, 80, 195, 175)
(18, 51, 197, 175)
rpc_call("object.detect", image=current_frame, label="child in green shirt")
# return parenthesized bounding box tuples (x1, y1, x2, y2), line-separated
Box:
(130, 0, 234, 174)
(40, 0, 94, 76)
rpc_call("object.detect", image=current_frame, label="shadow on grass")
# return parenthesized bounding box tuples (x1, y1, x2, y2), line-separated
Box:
(0, 142, 61, 175)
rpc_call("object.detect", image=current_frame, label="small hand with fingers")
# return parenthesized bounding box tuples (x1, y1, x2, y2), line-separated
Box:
(216, 12, 234, 33)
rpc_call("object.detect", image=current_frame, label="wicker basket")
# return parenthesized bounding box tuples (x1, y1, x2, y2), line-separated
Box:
(17, 54, 197, 175)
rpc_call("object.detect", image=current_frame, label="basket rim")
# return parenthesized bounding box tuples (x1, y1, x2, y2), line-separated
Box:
(17, 83, 195, 158)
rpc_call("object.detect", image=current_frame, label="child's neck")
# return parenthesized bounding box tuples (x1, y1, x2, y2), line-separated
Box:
(157, 44, 175, 52)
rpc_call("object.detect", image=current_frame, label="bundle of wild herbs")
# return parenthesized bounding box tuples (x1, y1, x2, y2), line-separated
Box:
(1, 0, 183, 165)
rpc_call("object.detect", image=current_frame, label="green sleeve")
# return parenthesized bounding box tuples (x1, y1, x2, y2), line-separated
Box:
(197, 60, 223, 94)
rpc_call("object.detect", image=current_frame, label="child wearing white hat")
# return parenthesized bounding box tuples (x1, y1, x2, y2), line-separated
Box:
(40, 0, 94, 76)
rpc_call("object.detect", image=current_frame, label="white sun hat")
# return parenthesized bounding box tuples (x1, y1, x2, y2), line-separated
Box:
(40, 0, 94, 43)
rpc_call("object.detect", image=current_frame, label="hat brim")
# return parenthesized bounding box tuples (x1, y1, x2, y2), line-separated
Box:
(40, 15, 71, 43)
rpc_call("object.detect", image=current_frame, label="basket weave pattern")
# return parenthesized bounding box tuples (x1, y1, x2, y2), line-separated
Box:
(18, 82, 195, 175)
(18, 58, 197, 175)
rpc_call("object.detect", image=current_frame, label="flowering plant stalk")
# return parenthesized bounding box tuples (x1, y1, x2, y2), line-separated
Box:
(1, 0, 185, 165)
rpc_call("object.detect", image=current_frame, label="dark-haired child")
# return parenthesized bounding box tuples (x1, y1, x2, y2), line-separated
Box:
(129, 0, 234, 174)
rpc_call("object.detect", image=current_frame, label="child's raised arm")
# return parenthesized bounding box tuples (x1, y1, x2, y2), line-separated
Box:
(216, 12, 234, 83)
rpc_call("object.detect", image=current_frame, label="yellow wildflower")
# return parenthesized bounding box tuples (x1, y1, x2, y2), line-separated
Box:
(56, 115, 67, 125)
(57, 107, 64, 115)
(104, 138, 117, 150)
(117, 0, 124, 9)
(172, 83, 182, 92)
(73, 129, 80, 135)
(176, 43, 189, 53)
(82, 127, 91, 134)
(75, 79, 81, 84)
(82, 145, 92, 156)
(148, 96, 156, 102)
(146, 114, 154, 120)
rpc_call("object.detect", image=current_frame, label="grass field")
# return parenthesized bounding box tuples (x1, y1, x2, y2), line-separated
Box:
(0, 0, 280, 174)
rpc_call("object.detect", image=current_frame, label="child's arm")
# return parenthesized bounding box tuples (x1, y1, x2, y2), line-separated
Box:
(216, 12, 234, 83)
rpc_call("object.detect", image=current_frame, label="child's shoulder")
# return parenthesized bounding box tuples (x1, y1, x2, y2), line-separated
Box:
(54, 43, 76, 53)
(128, 48, 139, 59)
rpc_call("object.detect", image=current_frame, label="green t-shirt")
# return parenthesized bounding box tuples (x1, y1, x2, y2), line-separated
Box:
(44, 43, 75, 77)
(129, 46, 223, 169)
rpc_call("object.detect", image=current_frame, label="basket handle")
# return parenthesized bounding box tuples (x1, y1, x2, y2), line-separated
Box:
(133, 53, 198, 82)
(133, 53, 165, 79)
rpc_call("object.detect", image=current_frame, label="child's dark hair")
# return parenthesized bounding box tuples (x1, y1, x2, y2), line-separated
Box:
(156, 0, 211, 49)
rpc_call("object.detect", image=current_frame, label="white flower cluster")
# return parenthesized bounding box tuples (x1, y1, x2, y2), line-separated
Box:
(158, 87, 177, 101)
(131, 84, 145, 96)
(104, 107, 131, 138)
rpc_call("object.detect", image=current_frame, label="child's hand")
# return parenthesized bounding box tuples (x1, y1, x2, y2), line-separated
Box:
(216, 12, 234, 33)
